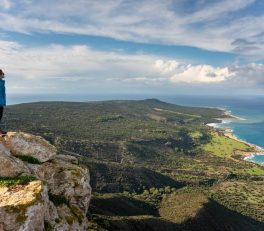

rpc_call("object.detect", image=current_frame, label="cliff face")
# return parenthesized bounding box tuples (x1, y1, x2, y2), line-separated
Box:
(0, 132, 92, 231)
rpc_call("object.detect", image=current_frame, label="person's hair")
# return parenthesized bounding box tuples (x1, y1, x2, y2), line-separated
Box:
(0, 69, 4, 75)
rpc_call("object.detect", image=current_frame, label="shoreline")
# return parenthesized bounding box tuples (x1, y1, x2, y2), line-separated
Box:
(207, 108, 264, 165)
(222, 108, 246, 121)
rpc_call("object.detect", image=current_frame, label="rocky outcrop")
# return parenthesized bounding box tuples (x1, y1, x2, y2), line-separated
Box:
(0, 132, 92, 231)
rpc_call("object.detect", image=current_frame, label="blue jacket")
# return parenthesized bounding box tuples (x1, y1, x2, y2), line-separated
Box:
(0, 80, 6, 106)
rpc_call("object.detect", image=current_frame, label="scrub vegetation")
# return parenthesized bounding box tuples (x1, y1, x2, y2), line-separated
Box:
(14, 154, 41, 164)
(5, 99, 264, 230)
(0, 175, 37, 187)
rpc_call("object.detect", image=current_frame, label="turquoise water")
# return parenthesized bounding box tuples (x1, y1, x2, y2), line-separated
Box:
(245, 154, 264, 165)
(160, 95, 264, 166)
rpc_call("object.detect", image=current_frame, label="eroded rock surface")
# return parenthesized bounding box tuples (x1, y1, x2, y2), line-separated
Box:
(29, 155, 92, 230)
(4, 132, 57, 162)
(0, 143, 30, 177)
(0, 180, 48, 231)
(0, 132, 91, 231)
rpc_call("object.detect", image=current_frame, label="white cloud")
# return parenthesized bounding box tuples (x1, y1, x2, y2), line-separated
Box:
(170, 65, 234, 83)
(0, 0, 263, 59)
(0, 39, 263, 94)
(154, 60, 179, 74)
(154, 60, 234, 83)
(0, 40, 158, 93)
(185, 0, 255, 23)
(0, 0, 12, 10)
(0, 40, 21, 51)
(227, 63, 264, 87)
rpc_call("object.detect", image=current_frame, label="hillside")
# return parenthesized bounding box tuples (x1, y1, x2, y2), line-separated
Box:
(4, 99, 264, 230)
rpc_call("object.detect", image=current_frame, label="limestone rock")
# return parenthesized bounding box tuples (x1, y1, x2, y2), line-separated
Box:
(53, 204, 89, 231)
(54, 154, 79, 165)
(29, 155, 92, 230)
(0, 132, 92, 231)
(0, 180, 49, 231)
(0, 143, 30, 177)
(4, 132, 57, 162)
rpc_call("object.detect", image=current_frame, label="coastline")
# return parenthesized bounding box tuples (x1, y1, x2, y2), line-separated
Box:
(207, 108, 264, 165)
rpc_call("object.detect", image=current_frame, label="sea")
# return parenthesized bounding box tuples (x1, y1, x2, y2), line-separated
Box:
(7, 94, 264, 166)
(161, 95, 264, 166)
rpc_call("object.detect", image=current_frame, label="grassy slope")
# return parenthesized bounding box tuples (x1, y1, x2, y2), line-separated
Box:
(202, 133, 264, 175)
(4, 99, 264, 230)
(203, 134, 250, 159)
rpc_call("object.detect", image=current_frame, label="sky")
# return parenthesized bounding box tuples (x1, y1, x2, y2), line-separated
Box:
(0, 0, 264, 97)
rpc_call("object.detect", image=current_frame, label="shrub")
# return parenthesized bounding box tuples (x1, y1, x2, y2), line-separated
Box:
(0, 175, 37, 187)
(14, 154, 41, 164)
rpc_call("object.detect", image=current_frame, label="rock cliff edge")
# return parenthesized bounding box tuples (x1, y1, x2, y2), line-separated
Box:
(0, 132, 92, 231)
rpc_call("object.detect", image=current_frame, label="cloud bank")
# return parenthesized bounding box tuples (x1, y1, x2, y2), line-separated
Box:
(0, 0, 263, 59)
(0, 1, 263, 95)
(1, 39, 263, 94)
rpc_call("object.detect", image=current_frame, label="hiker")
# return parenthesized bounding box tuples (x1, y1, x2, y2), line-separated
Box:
(0, 69, 6, 135)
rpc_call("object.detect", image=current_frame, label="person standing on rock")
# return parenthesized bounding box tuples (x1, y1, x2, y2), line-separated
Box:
(0, 69, 6, 135)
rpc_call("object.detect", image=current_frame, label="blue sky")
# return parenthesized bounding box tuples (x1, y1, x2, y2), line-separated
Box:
(0, 0, 264, 97)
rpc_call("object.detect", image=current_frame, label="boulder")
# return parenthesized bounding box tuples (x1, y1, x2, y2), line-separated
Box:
(4, 132, 57, 162)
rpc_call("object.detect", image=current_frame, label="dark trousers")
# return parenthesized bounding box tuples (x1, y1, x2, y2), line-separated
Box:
(0, 106, 3, 121)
